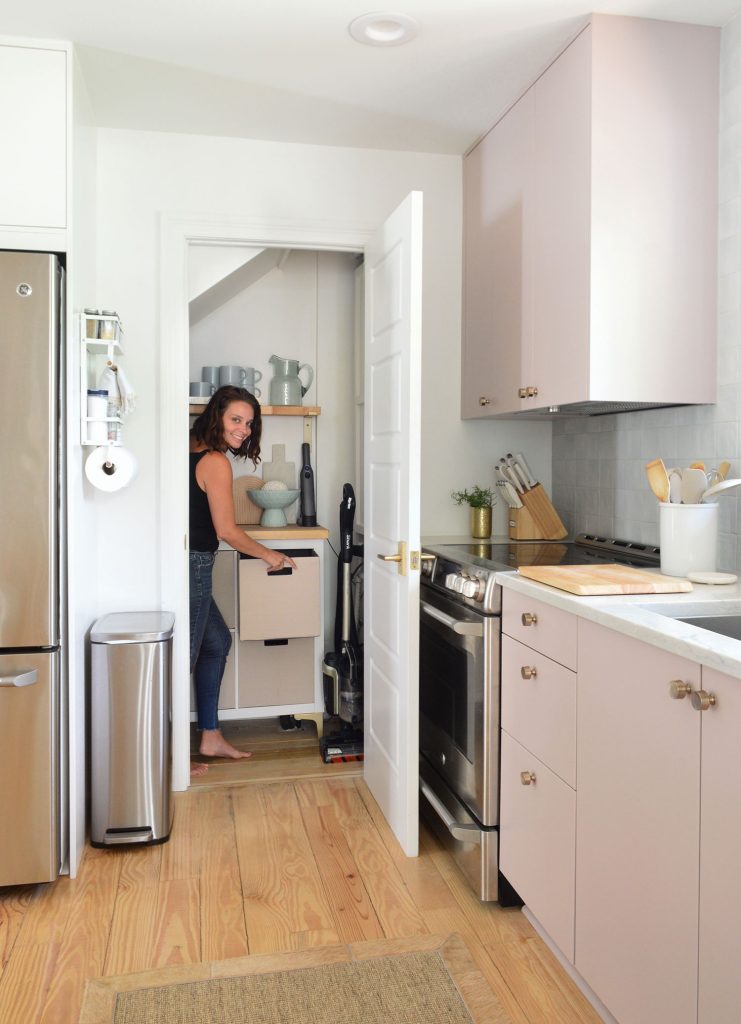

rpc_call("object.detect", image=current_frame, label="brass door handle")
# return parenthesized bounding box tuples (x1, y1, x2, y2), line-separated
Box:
(691, 689, 717, 712)
(378, 553, 401, 562)
(669, 680, 693, 700)
(376, 541, 407, 576)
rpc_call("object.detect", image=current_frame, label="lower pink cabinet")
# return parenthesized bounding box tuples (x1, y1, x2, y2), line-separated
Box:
(499, 730, 576, 959)
(576, 620, 701, 1024)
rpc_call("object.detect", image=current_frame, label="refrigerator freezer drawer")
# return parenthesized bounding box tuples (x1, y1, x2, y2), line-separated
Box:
(0, 651, 59, 885)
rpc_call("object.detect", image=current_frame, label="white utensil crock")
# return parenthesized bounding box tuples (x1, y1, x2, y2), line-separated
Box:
(659, 501, 718, 577)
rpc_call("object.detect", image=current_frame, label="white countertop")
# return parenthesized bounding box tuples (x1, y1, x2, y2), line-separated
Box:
(496, 570, 741, 680)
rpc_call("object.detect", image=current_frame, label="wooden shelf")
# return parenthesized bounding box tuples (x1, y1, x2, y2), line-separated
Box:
(189, 401, 320, 417)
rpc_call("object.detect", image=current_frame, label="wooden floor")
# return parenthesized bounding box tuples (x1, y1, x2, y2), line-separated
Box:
(0, 721, 602, 1024)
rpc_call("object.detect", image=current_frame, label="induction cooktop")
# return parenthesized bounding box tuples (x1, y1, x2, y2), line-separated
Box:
(429, 533, 660, 573)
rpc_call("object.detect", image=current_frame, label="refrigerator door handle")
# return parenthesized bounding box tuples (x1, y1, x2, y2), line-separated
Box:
(0, 669, 38, 687)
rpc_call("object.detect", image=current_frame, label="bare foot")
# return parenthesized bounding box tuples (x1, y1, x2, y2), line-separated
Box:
(190, 761, 209, 777)
(199, 729, 253, 760)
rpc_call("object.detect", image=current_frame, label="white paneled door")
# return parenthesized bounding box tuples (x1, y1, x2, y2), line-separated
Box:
(363, 192, 423, 857)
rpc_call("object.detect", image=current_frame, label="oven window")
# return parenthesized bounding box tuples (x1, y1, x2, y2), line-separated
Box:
(419, 620, 474, 761)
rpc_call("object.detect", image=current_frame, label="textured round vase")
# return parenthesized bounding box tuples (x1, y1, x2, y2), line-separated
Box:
(470, 506, 492, 539)
(248, 488, 300, 528)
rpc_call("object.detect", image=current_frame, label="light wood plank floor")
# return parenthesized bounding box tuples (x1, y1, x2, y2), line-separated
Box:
(0, 722, 602, 1024)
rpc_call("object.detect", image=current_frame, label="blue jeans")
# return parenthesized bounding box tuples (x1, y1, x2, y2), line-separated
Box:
(189, 551, 232, 731)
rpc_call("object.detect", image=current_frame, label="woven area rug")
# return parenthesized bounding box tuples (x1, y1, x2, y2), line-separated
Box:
(79, 934, 512, 1024)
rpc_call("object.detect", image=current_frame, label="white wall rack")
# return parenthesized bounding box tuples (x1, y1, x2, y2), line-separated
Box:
(79, 312, 124, 446)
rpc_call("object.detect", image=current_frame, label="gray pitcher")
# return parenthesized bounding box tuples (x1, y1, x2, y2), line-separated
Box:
(268, 354, 314, 405)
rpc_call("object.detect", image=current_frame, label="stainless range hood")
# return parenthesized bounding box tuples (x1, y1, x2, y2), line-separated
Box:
(521, 401, 696, 418)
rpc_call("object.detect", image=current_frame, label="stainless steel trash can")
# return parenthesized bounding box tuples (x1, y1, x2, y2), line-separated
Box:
(90, 611, 175, 847)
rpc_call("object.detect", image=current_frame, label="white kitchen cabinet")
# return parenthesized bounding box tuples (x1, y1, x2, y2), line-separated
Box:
(576, 619, 701, 1024)
(698, 667, 741, 1024)
(462, 15, 718, 417)
(0, 44, 67, 235)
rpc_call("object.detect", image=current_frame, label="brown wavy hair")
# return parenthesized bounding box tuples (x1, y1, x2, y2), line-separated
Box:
(190, 386, 262, 465)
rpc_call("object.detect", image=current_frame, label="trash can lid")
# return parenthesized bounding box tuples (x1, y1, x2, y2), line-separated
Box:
(91, 611, 175, 643)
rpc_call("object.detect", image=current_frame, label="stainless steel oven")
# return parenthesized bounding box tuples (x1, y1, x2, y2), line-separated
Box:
(419, 553, 503, 901)
(418, 533, 661, 902)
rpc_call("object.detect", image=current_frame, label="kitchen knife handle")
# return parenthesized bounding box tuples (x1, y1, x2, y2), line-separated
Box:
(506, 454, 530, 491)
(499, 459, 523, 493)
(515, 452, 538, 488)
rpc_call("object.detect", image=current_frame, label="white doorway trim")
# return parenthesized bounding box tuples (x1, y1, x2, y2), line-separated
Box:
(159, 213, 374, 792)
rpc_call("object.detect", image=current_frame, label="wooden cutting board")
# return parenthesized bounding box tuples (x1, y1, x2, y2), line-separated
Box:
(232, 475, 263, 525)
(517, 563, 693, 595)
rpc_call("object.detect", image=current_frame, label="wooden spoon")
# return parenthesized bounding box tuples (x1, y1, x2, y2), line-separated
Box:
(645, 458, 670, 502)
(718, 460, 731, 481)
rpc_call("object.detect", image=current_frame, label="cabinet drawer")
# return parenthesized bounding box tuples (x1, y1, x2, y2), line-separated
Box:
(500, 730, 575, 962)
(503, 591, 577, 669)
(238, 549, 320, 640)
(501, 635, 576, 787)
(238, 637, 314, 708)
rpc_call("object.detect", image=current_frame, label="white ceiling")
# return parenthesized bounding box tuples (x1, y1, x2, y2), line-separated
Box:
(6, 0, 741, 154)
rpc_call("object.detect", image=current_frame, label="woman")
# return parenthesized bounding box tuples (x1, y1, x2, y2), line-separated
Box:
(189, 385, 297, 775)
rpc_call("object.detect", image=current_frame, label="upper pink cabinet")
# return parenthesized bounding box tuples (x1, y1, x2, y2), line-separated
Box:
(461, 15, 720, 418)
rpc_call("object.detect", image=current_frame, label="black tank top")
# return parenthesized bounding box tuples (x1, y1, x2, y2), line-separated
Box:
(190, 451, 218, 552)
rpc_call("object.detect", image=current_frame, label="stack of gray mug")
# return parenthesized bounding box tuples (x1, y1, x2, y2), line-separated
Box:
(189, 365, 263, 399)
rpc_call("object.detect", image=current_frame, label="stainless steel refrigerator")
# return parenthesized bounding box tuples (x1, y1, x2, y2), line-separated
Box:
(0, 250, 63, 885)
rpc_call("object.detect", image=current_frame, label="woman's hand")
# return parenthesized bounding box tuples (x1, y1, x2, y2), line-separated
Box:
(265, 549, 298, 573)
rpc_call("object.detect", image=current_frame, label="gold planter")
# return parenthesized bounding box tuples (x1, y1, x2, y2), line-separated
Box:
(470, 506, 492, 539)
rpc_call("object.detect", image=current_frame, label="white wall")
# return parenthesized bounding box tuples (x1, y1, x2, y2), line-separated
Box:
(91, 127, 550, 614)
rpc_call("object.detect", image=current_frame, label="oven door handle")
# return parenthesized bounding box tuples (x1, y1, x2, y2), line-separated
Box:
(420, 779, 482, 845)
(420, 601, 483, 637)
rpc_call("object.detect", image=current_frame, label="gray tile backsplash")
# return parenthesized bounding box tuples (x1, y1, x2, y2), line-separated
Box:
(552, 14, 741, 573)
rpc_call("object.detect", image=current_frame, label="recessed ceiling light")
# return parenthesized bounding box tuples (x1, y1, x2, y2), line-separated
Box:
(349, 12, 418, 47)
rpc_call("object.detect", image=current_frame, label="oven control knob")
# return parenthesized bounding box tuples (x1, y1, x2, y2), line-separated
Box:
(461, 577, 484, 600)
(451, 575, 465, 593)
(444, 573, 458, 590)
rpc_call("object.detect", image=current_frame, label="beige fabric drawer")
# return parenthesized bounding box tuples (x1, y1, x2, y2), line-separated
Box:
(238, 637, 314, 707)
(238, 549, 320, 640)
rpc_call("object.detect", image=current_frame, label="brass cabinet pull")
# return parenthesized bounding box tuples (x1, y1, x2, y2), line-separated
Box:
(521, 665, 537, 680)
(479, 396, 491, 406)
(526, 386, 539, 398)
(521, 612, 538, 626)
(518, 387, 528, 399)
(520, 771, 537, 786)
(668, 680, 693, 700)
(691, 689, 717, 712)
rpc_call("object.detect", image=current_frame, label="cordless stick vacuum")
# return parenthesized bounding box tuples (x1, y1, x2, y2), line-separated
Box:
(321, 484, 364, 762)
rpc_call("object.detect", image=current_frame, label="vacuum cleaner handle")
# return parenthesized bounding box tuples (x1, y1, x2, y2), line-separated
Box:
(339, 483, 356, 563)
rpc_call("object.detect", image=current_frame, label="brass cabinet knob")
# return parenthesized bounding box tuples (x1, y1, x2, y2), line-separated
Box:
(669, 680, 693, 700)
(526, 386, 539, 398)
(479, 396, 491, 406)
(521, 612, 538, 626)
(518, 387, 528, 398)
(691, 689, 717, 712)
(520, 771, 537, 786)
(521, 665, 537, 680)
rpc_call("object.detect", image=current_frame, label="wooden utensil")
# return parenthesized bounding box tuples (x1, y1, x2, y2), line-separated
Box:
(645, 459, 670, 502)
(690, 461, 705, 471)
(718, 460, 731, 481)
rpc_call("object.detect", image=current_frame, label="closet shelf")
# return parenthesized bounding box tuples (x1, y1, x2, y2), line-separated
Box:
(189, 401, 320, 417)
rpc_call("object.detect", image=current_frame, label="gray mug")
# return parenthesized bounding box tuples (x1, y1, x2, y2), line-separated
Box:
(201, 366, 219, 387)
(243, 366, 263, 397)
(190, 381, 215, 397)
(218, 365, 247, 387)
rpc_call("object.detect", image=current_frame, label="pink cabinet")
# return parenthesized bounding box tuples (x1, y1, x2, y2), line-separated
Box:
(698, 667, 741, 1024)
(576, 620, 701, 1024)
(461, 15, 718, 418)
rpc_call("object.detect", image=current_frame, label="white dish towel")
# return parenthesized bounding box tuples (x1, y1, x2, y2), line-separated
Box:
(97, 361, 137, 417)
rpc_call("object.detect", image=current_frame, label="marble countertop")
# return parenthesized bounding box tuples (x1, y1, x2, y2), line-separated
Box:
(496, 570, 741, 680)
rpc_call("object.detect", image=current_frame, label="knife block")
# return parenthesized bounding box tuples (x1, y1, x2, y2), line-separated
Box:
(508, 486, 568, 541)
(508, 506, 546, 541)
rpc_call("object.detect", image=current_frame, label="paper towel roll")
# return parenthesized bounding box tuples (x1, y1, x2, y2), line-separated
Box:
(85, 445, 138, 492)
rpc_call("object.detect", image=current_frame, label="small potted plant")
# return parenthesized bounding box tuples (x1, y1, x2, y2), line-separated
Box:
(451, 485, 497, 539)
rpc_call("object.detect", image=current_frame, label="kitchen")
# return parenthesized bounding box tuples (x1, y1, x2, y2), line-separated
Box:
(1, 2, 740, 1022)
